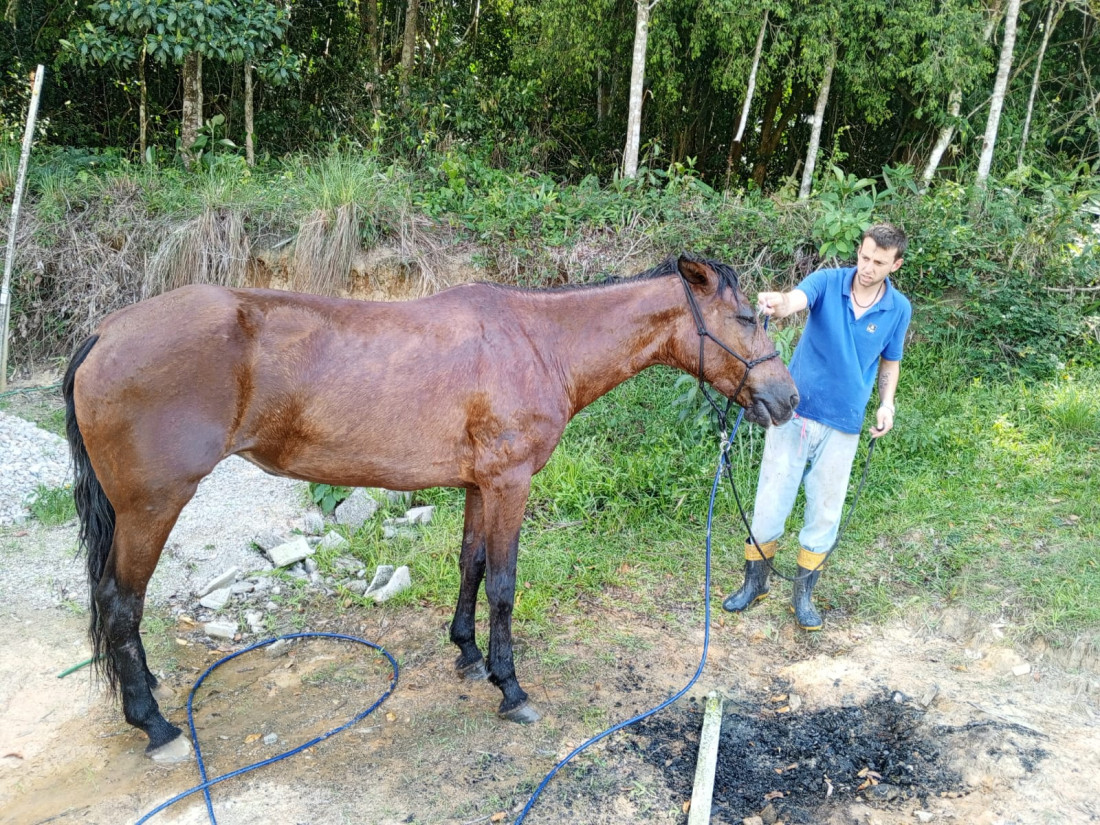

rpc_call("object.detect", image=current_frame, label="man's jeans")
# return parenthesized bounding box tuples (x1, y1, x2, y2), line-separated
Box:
(749, 415, 861, 554)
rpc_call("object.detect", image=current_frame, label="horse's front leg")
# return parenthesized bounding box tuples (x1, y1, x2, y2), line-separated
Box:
(482, 476, 540, 723)
(450, 488, 489, 680)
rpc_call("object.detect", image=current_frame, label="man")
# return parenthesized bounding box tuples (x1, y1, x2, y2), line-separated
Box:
(723, 222, 912, 630)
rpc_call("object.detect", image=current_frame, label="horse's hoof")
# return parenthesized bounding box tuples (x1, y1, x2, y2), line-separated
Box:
(147, 735, 192, 765)
(499, 702, 541, 724)
(456, 658, 489, 681)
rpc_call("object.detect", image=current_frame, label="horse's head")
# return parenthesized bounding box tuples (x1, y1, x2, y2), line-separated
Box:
(675, 253, 798, 427)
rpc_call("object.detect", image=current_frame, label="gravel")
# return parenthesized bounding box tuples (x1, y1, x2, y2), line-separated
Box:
(0, 411, 71, 526)
(0, 409, 314, 611)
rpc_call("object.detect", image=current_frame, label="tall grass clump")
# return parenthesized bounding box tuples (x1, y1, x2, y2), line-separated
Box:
(286, 151, 446, 295)
(145, 207, 251, 295)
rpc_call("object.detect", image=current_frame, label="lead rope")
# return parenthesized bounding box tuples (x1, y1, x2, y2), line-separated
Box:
(518, 278, 777, 822)
(515, 395, 746, 824)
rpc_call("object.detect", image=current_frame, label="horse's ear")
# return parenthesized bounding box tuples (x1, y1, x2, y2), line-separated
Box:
(677, 253, 715, 290)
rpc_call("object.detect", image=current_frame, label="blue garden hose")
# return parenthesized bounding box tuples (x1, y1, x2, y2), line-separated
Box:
(137, 415, 744, 825)
(135, 632, 399, 825)
(515, 405, 747, 823)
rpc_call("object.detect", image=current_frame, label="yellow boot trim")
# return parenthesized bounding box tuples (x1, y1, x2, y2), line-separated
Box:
(744, 539, 778, 562)
(797, 547, 828, 571)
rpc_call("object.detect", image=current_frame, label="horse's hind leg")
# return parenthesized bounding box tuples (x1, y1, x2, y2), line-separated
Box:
(98, 501, 196, 760)
(450, 488, 489, 680)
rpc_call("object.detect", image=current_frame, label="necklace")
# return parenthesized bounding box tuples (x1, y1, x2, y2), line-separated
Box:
(851, 280, 884, 309)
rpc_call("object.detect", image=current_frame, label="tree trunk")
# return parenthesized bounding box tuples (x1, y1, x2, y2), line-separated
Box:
(622, 0, 659, 179)
(751, 80, 788, 188)
(1018, 0, 1064, 169)
(921, 88, 962, 188)
(400, 0, 420, 97)
(181, 52, 203, 170)
(799, 46, 835, 200)
(921, 5, 1002, 188)
(361, 0, 380, 72)
(244, 60, 254, 167)
(138, 46, 147, 162)
(726, 9, 768, 189)
(976, 0, 1021, 187)
(598, 66, 607, 124)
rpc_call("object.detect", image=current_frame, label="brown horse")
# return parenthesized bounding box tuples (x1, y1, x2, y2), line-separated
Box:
(63, 253, 797, 760)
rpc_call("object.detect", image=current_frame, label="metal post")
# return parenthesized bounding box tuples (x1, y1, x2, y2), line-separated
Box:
(1, 65, 45, 392)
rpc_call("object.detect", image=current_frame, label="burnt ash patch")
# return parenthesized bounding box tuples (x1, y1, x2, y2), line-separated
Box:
(617, 688, 1048, 824)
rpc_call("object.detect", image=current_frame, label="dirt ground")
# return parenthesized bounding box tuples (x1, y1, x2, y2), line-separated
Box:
(1, 517, 1098, 825)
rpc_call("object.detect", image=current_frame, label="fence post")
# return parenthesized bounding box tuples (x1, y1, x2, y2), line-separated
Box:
(1, 65, 46, 392)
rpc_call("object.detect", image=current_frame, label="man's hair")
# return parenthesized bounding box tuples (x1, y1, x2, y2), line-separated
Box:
(863, 223, 908, 259)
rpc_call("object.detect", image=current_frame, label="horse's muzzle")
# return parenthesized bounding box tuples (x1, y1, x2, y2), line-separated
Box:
(743, 392, 799, 427)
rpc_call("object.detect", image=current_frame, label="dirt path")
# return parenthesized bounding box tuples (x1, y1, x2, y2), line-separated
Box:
(1, 518, 1098, 825)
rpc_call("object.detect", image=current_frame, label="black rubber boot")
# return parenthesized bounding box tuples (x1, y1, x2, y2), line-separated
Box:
(790, 565, 823, 630)
(722, 539, 776, 612)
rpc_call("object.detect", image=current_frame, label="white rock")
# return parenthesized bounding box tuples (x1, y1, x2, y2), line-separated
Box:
(267, 536, 314, 567)
(406, 506, 435, 525)
(205, 620, 238, 640)
(199, 587, 232, 611)
(370, 565, 411, 603)
(196, 567, 239, 598)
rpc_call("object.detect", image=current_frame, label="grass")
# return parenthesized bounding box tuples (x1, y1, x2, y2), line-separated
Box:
(315, 351, 1100, 660)
(28, 483, 76, 526)
(7, 327, 1097, 662)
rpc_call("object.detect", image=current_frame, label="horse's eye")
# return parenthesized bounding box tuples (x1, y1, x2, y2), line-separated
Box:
(737, 314, 757, 327)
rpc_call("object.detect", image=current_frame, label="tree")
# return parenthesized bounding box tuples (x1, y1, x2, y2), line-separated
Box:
(726, 9, 769, 187)
(976, 0, 1021, 186)
(1018, 0, 1067, 169)
(623, 0, 662, 179)
(918, 0, 1001, 187)
(400, 0, 421, 97)
(799, 43, 834, 199)
(62, 0, 294, 166)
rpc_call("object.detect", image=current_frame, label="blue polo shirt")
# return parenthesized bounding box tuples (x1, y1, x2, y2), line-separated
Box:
(789, 266, 912, 433)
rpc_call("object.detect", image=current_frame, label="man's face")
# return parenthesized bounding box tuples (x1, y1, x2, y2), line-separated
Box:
(855, 237, 903, 290)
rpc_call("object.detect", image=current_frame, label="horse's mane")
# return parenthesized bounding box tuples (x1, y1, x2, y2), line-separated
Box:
(488, 255, 740, 295)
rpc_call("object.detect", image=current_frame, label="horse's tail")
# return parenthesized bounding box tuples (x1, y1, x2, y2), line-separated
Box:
(63, 335, 118, 692)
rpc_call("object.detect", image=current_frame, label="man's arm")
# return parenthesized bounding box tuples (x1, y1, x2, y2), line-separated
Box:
(871, 358, 900, 437)
(757, 289, 809, 319)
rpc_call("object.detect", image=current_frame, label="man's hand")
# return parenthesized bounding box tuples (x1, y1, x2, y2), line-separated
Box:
(756, 289, 808, 319)
(870, 404, 895, 438)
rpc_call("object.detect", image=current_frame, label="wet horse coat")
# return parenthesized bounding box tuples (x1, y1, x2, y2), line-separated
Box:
(63, 254, 798, 757)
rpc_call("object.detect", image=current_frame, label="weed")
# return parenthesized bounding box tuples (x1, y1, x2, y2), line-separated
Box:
(28, 484, 76, 526)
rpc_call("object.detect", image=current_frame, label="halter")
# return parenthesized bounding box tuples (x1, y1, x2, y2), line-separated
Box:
(678, 269, 780, 431)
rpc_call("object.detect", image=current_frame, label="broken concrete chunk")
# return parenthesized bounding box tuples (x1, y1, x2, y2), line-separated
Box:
(252, 531, 285, 552)
(301, 512, 324, 535)
(364, 565, 396, 596)
(319, 531, 349, 551)
(199, 587, 232, 611)
(266, 536, 314, 568)
(197, 567, 240, 597)
(205, 620, 238, 640)
(405, 505, 435, 525)
(334, 489, 380, 529)
(370, 565, 411, 603)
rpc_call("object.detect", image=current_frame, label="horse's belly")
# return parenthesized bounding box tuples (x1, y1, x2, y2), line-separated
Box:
(235, 442, 471, 491)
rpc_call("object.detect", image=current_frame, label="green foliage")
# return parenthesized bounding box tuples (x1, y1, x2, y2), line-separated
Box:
(61, 0, 293, 68)
(309, 483, 351, 515)
(28, 484, 77, 526)
(812, 164, 883, 261)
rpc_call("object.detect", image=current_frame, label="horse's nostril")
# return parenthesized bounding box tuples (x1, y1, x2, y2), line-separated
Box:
(789, 393, 800, 410)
